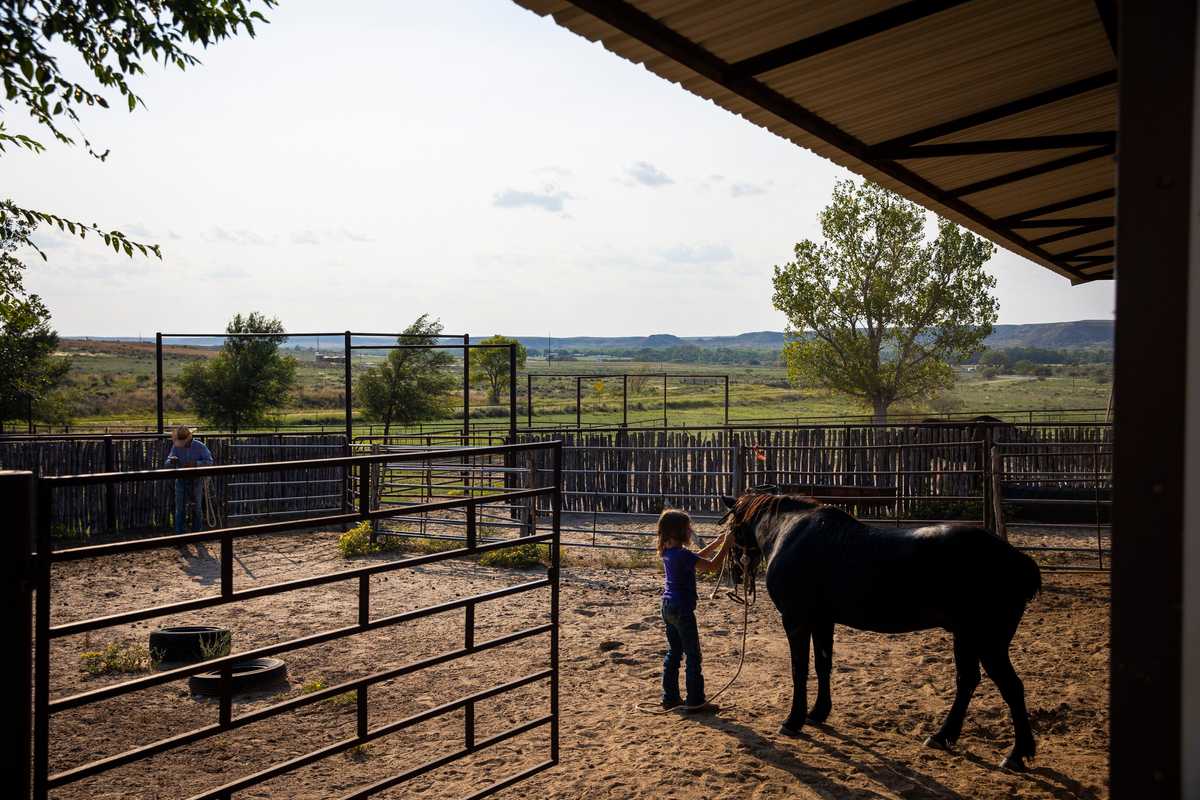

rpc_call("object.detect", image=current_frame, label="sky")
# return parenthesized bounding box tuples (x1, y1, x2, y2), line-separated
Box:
(10, 0, 1115, 338)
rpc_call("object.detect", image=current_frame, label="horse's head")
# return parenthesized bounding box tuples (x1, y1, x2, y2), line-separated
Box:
(720, 486, 822, 587)
(719, 486, 778, 585)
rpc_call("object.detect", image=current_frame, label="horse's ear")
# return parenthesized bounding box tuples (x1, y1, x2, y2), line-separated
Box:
(721, 495, 737, 509)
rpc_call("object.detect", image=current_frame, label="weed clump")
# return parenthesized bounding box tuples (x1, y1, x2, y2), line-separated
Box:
(338, 522, 466, 557)
(80, 643, 156, 677)
(337, 522, 404, 557)
(299, 678, 356, 706)
(479, 542, 550, 569)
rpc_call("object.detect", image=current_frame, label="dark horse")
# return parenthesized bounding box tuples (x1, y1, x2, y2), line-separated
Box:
(722, 491, 1041, 770)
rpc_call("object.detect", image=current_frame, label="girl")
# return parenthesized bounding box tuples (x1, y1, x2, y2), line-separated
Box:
(657, 508, 731, 712)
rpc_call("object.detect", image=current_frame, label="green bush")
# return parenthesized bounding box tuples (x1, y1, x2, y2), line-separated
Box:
(338, 522, 466, 557)
(337, 522, 404, 557)
(479, 542, 550, 568)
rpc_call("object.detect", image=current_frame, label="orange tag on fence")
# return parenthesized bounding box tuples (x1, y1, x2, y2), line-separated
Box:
(753, 447, 767, 462)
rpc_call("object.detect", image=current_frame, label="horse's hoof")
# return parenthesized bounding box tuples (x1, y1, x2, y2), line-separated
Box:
(778, 723, 803, 738)
(924, 735, 953, 751)
(807, 705, 831, 724)
(1000, 754, 1028, 772)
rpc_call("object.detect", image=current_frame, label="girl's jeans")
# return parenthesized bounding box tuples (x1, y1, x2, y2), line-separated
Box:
(661, 598, 705, 706)
(174, 479, 204, 534)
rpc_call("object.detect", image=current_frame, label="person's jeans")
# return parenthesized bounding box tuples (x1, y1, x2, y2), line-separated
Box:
(661, 598, 705, 706)
(174, 479, 204, 534)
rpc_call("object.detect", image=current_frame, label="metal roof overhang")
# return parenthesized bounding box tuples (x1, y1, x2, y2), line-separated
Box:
(511, 0, 1117, 284)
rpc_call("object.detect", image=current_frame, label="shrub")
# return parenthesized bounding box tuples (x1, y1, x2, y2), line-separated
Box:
(80, 642, 156, 677)
(337, 522, 404, 557)
(479, 542, 550, 568)
(338, 523, 465, 557)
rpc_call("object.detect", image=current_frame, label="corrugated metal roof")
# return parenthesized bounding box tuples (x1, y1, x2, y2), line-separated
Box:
(511, 0, 1117, 282)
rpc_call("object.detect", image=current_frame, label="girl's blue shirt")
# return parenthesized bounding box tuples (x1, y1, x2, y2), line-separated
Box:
(661, 546, 700, 610)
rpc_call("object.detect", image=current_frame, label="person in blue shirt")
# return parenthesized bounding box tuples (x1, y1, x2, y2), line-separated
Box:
(657, 508, 731, 713)
(165, 426, 214, 534)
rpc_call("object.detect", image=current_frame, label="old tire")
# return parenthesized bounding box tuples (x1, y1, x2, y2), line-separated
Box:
(149, 626, 232, 663)
(188, 657, 288, 696)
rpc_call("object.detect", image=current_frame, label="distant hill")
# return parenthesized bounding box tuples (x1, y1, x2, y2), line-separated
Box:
(980, 320, 1113, 350)
(78, 320, 1113, 353)
(513, 320, 1113, 353)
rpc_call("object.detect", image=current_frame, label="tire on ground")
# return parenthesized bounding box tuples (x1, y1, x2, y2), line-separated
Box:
(148, 626, 232, 663)
(188, 657, 288, 696)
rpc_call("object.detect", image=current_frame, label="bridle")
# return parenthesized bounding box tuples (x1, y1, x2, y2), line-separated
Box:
(715, 486, 777, 607)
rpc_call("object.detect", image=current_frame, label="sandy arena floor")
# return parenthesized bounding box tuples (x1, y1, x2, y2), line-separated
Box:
(45, 518, 1109, 799)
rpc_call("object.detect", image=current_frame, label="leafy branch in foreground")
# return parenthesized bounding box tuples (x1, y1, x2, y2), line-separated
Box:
(1, 1, 276, 261)
(1, 199, 161, 260)
(3, 1, 276, 150)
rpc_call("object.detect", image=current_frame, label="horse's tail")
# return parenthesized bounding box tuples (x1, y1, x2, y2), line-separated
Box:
(1011, 546, 1041, 603)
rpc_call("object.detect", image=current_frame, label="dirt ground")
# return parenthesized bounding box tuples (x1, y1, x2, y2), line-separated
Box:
(45, 516, 1109, 800)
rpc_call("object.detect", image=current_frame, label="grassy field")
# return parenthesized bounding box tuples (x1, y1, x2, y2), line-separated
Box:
(43, 340, 1112, 431)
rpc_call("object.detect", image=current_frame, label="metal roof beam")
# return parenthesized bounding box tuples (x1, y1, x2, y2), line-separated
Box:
(874, 132, 1116, 159)
(949, 145, 1116, 197)
(562, 0, 1090, 283)
(872, 71, 1118, 150)
(1055, 239, 1115, 258)
(729, 0, 974, 76)
(997, 189, 1116, 223)
(1010, 216, 1114, 229)
(1094, 0, 1117, 57)
(1030, 222, 1113, 246)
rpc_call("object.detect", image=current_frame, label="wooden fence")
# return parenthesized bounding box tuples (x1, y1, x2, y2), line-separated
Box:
(519, 423, 1113, 518)
(2, 423, 1112, 539)
(0, 433, 348, 539)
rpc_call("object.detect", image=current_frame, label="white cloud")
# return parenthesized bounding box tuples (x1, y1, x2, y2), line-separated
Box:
(492, 187, 572, 213)
(625, 161, 674, 187)
(729, 181, 767, 198)
(203, 227, 273, 246)
(660, 243, 734, 265)
(291, 229, 321, 245)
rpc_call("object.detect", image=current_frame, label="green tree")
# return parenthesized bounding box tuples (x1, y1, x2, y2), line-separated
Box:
(179, 313, 297, 432)
(772, 179, 998, 422)
(980, 350, 1011, 372)
(357, 315, 456, 435)
(0, 204, 71, 427)
(470, 335, 527, 405)
(2, 1, 274, 261)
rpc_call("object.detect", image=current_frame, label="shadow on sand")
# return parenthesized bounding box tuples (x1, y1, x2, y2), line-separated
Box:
(175, 540, 257, 586)
(691, 714, 966, 799)
(692, 714, 1102, 800)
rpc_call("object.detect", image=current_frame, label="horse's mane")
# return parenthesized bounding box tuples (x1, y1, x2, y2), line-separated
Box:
(730, 492, 821, 528)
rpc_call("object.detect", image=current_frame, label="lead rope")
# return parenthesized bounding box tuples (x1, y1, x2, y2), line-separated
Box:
(203, 477, 220, 529)
(634, 552, 755, 715)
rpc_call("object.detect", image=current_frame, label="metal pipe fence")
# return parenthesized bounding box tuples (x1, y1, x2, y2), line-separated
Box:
(11, 439, 563, 799)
